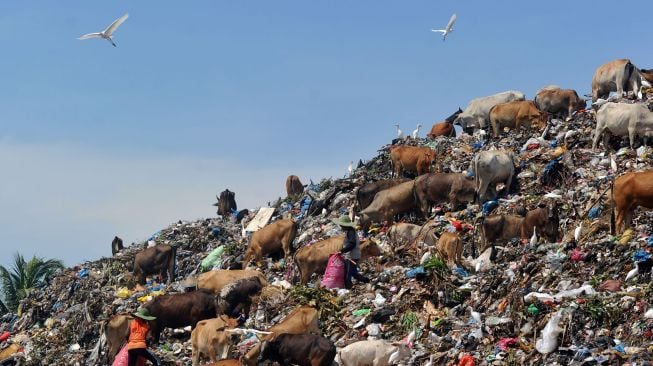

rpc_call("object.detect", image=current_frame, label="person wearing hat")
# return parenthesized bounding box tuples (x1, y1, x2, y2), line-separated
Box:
(128, 307, 161, 366)
(333, 215, 370, 288)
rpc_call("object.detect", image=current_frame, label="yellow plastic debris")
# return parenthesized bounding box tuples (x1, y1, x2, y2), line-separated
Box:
(619, 229, 634, 245)
(115, 287, 131, 299)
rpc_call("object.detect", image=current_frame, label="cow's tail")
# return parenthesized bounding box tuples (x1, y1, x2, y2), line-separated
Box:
(169, 245, 177, 282)
(610, 179, 616, 235)
(624, 60, 636, 91)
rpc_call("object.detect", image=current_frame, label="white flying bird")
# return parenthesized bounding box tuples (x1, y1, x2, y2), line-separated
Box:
(78, 13, 129, 47)
(394, 124, 405, 139)
(412, 124, 422, 139)
(431, 13, 457, 41)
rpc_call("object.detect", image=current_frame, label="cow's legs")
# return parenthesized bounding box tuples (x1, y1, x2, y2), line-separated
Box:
(616, 72, 626, 98)
(628, 127, 637, 149)
(191, 347, 200, 366)
(477, 179, 489, 203)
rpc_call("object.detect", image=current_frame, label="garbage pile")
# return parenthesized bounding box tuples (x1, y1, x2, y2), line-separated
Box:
(2, 98, 653, 366)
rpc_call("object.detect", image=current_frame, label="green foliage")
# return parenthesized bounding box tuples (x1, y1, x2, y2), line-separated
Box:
(401, 311, 418, 331)
(0, 253, 64, 312)
(423, 256, 447, 272)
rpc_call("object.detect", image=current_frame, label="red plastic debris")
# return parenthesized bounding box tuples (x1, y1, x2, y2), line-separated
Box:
(497, 337, 519, 351)
(570, 249, 586, 262)
(458, 354, 476, 366)
(0, 331, 10, 343)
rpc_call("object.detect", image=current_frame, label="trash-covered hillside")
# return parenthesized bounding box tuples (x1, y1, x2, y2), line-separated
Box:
(2, 94, 653, 366)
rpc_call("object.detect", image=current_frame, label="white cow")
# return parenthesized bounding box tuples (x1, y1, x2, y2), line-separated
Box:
(454, 90, 526, 131)
(337, 340, 411, 366)
(592, 102, 653, 150)
(592, 59, 643, 102)
(474, 150, 516, 202)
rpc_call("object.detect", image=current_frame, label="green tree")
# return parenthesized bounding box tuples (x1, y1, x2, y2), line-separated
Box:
(0, 253, 64, 312)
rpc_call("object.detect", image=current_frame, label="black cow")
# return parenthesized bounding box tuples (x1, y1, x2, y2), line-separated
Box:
(258, 333, 336, 366)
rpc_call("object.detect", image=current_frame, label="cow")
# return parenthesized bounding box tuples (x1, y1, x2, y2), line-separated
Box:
(286, 175, 305, 196)
(243, 218, 298, 266)
(489, 100, 547, 137)
(144, 289, 218, 343)
(387, 223, 422, 248)
(641, 69, 653, 85)
(474, 150, 516, 202)
(198, 269, 269, 294)
(294, 237, 381, 284)
(206, 361, 243, 366)
(359, 181, 417, 230)
(413, 173, 476, 216)
(454, 90, 526, 133)
(437, 231, 464, 268)
(191, 315, 239, 366)
(389, 146, 436, 177)
(214, 189, 237, 217)
(611, 171, 653, 235)
(592, 102, 653, 150)
(480, 205, 559, 257)
(216, 277, 263, 317)
(258, 333, 336, 366)
(133, 244, 176, 285)
(427, 108, 463, 139)
(104, 314, 133, 362)
(534, 86, 585, 120)
(111, 236, 124, 256)
(337, 340, 412, 366)
(242, 306, 320, 366)
(356, 178, 410, 212)
(592, 59, 643, 102)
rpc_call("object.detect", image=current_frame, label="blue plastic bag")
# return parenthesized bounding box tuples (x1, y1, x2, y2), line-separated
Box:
(405, 266, 426, 279)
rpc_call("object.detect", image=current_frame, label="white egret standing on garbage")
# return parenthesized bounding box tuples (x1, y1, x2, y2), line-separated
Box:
(241, 222, 247, 238)
(574, 222, 583, 242)
(394, 124, 405, 139)
(468, 306, 482, 324)
(78, 13, 129, 47)
(348, 161, 353, 176)
(431, 13, 457, 41)
(610, 154, 618, 173)
(412, 124, 422, 139)
(530, 227, 538, 246)
(626, 267, 639, 281)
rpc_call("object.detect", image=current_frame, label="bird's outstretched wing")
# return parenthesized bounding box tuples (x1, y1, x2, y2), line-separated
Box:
(78, 32, 103, 40)
(103, 13, 129, 36)
(446, 14, 457, 31)
(431, 29, 446, 33)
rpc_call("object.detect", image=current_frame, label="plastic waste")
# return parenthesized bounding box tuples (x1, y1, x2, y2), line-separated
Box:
(588, 206, 602, 219)
(485, 317, 511, 326)
(373, 293, 386, 307)
(115, 287, 131, 299)
(497, 337, 518, 351)
(352, 308, 372, 317)
(405, 266, 426, 278)
(77, 268, 89, 278)
(200, 245, 225, 271)
(320, 253, 345, 289)
(535, 310, 564, 354)
(458, 354, 475, 366)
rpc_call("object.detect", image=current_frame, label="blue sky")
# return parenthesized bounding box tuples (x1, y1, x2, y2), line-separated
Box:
(0, 0, 650, 268)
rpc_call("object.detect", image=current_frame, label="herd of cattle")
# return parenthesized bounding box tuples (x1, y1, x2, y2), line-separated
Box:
(104, 58, 653, 365)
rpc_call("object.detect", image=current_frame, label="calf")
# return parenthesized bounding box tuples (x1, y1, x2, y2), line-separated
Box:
(338, 340, 411, 366)
(356, 178, 409, 211)
(258, 333, 336, 366)
(217, 277, 263, 317)
(474, 150, 516, 202)
(489, 100, 547, 137)
(144, 289, 218, 343)
(243, 218, 298, 266)
(592, 58, 643, 102)
(191, 315, 239, 366)
(437, 231, 463, 268)
(133, 244, 176, 285)
(389, 146, 436, 177)
(387, 223, 422, 248)
(427, 108, 462, 138)
(286, 175, 305, 196)
(611, 171, 653, 234)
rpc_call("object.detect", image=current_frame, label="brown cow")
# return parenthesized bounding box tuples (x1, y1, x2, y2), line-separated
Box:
(534, 87, 585, 120)
(294, 237, 381, 284)
(198, 269, 269, 294)
(356, 178, 410, 211)
(612, 171, 653, 234)
(389, 146, 436, 177)
(592, 59, 642, 102)
(258, 333, 336, 366)
(413, 173, 476, 216)
(206, 361, 243, 366)
(641, 69, 653, 85)
(133, 244, 176, 285)
(242, 306, 320, 366)
(144, 289, 218, 343)
(427, 108, 462, 139)
(214, 189, 237, 217)
(489, 100, 547, 137)
(437, 231, 463, 268)
(191, 315, 239, 366)
(243, 218, 298, 265)
(359, 180, 417, 229)
(104, 314, 133, 362)
(286, 175, 305, 196)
